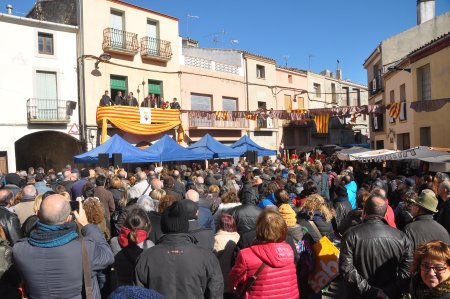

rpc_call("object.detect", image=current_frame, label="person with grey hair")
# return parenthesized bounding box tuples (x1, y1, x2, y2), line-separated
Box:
(13, 185, 38, 225)
(150, 178, 163, 191)
(186, 189, 215, 231)
(437, 180, 450, 234)
(0, 189, 22, 245)
(13, 194, 114, 299)
(128, 172, 151, 200)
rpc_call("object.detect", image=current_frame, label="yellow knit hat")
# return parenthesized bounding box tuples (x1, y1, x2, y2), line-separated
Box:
(278, 204, 297, 227)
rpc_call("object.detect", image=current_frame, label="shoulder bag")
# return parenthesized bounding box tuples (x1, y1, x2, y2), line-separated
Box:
(235, 262, 267, 299)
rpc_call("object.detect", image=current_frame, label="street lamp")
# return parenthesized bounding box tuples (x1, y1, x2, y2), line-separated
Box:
(94, 52, 112, 69)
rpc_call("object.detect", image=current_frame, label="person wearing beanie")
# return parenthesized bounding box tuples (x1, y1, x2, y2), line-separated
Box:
(275, 190, 303, 243)
(135, 201, 223, 298)
(180, 199, 214, 251)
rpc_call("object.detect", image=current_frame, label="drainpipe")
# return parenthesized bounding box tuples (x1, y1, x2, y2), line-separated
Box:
(243, 54, 250, 137)
(77, 0, 87, 150)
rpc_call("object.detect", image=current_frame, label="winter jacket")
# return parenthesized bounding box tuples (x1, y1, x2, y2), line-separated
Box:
(409, 273, 450, 299)
(0, 207, 22, 245)
(13, 201, 35, 225)
(213, 202, 241, 229)
(110, 237, 154, 289)
(134, 233, 223, 299)
(311, 173, 330, 201)
(239, 184, 259, 204)
(198, 203, 215, 231)
(188, 220, 214, 251)
(385, 200, 397, 228)
(257, 193, 276, 208)
(230, 203, 262, 235)
(338, 209, 363, 235)
(403, 214, 450, 250)
(35, 181, 52, 195)
(214, 230, 240, 293)
(395, 202, 413, 231)
(345, 181, 357, 209)
(437, 199, 450, 234)
(334, 198, 353, 231)
(297, 210, 335, 242)
(13, 224, 114, 299)
(229, 242, 299, 299)
(339, 216, 412, 298)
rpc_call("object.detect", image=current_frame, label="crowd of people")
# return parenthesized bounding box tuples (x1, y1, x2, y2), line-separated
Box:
(0, 155, 449, 299)
(99, 90, 181, 109)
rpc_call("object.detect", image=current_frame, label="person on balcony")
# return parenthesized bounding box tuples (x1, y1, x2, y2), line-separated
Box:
(125, 92, 138, 107)
(99, 90, 114, 106)
(114, 91, 125, 106)
(170, 98, 181, 109)
(141, 93, 152, 107)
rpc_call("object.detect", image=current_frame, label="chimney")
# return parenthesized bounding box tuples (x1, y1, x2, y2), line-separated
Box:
(6, 4, 12, 15)
(417, 0, 435, 25)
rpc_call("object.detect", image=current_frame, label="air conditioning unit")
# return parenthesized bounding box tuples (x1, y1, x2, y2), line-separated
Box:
(372, 78, 377, 92)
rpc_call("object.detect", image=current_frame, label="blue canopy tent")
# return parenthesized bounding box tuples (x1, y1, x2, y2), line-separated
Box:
(230, 135, 277, 156)
(74, 134, 159, 163)
(187, 133, 242, 159)
(144, 134, 205, 162)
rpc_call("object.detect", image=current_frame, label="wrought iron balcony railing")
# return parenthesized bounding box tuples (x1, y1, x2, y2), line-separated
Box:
(27, 98, 73, 124)
(103, 28, 139, 55)
(140, 37, 172, 61)
(189, 118, 248, 129)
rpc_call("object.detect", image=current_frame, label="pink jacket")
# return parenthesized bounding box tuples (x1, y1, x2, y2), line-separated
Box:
(229, 242, 299, 299)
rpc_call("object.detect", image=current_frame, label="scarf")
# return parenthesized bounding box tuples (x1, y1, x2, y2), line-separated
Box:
(118, 226, 148, 248)
(29, 221, 78, 248)
(413, 273, 450, 298)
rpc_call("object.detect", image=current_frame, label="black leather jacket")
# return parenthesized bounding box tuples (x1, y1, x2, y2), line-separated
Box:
(0, 207, 22, 245)
(339, 216, 412, 298)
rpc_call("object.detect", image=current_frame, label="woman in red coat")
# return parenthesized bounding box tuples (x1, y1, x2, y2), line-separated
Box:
(229, 209, 299, 299)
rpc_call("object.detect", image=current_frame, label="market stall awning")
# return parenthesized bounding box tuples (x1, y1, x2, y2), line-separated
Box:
(336, 146, 374, 161)
(187, 133, 242, 159)
(230, 135, 277, 156)
(344, 146, 450, 162)
(144, 134, 205, 162)
(74, 134, 159, 163)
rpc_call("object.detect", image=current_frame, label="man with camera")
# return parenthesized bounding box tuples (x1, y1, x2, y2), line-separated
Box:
(13, 194, 114, 299)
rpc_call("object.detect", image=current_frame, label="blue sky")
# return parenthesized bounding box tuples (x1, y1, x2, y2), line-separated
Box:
(4, 0, 450, 84)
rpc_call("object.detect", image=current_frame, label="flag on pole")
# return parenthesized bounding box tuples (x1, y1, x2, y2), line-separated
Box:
(389, 103, 401, 119)
(314, 114, 329, 134)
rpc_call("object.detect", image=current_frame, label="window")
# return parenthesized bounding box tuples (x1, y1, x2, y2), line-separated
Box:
(420, 127, 431, 146)
(372, 114, 384, 131)
(191, 94, 212, 111)
(400, 84, 407, 121)
(342, 87, 350, 106)
(222, 97, 237, 111)
(331, 83, 336, 103)
(257, 101, 266, 110)
(389, 90, 395, 123)
(288, 75, 293, 83)
(313, 83, 321, 98)
(354, 89, 361, 106)
(297, 97, 305, 109)
(256, 65, 265, 79)
(38, 32, 54, 55)
(397, 133, 410, 150)
(148, 80, 162, 95)
(376, 140, 384, 150)
(284, 95, 292, 112)
(417, 64, 431, 101)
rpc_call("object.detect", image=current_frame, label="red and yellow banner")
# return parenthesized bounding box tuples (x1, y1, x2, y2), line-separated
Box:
(314, 114, 329, 134)
(96, 106, 181, 143)
(389, 102, 401, 119)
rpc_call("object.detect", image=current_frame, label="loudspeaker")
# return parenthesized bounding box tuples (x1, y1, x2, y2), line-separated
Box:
(246, 150, 258, 164)
(112, 153, 122, 168)
(98, 153, 109, 168)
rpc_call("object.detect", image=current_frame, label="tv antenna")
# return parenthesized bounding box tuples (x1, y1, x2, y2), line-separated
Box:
(308, 54, 314, 71)
(283, 55, 289, 67)
(186, 13, 199, 36)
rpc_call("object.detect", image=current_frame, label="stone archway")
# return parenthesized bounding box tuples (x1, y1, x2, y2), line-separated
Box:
(15, 131, 82, 171)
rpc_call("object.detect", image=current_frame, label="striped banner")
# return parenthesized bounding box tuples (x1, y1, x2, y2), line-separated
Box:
(389, 102, 401, 119)
(314, 114, 329, 134)
(96, 106, 181, 143)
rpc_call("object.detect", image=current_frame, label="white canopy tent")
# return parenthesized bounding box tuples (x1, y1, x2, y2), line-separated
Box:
(337, 146, 450, 162)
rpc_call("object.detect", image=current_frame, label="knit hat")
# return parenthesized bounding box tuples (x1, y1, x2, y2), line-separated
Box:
(411, 189, 438, 213)
(5, 173, 21, 186)
(80, 168, 90, 178)
(180, 199, 198, 220)
(108, 286, 165, 299)
(160, 201, 189, 234)
(278, 204, 297, 227)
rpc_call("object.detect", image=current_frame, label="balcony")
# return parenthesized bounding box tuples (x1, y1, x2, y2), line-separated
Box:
(140, 37, 172, 62)
(102, 28, 139, 56)
(189, 118, 248, 130)
(27, 98, 74, 124)
(255, 117, 279, 130)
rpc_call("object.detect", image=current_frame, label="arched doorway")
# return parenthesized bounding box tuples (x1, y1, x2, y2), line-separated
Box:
(15, 131, 82, 171)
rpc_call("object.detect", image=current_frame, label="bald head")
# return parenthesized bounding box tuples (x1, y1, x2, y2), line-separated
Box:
(63, 170, 72, 180)
(0, 189, 13, 207)
(38, 194, 71, 225)
(137, 171, 147, 182)
(185, 189, 199, 202)
(23, 185, 37, 199)
(151, 178, 163, 190)
(364, 195, 387, 217)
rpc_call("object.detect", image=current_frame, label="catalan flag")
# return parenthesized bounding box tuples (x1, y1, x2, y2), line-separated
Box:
(389, 102, 402, 119)
(314, 114, 329, 134)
